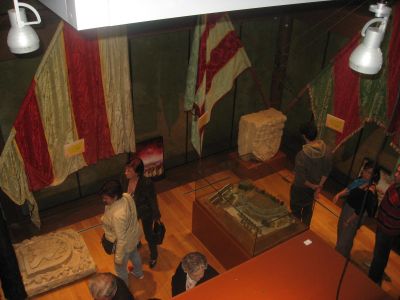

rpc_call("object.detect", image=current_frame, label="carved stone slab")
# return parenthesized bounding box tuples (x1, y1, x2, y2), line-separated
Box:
(238, 108, 286, 161)
(14, 229, 96, 297)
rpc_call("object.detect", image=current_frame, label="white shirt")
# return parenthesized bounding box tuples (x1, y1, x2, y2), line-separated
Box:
(185, 274, 197, 291)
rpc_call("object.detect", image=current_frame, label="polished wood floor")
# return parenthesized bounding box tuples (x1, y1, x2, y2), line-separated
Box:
(26, 168, 399, 300)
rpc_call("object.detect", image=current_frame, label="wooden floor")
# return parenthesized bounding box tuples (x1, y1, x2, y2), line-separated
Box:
(28, 168, 399, 300)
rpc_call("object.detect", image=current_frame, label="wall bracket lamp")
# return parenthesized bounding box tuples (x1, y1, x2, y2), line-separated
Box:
(7, 0, 42, 54)
(349, 2, 391, 75)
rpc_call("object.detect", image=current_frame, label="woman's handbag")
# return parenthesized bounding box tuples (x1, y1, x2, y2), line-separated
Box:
(152, 220, 166, 245)
(101, 234, 116, 255)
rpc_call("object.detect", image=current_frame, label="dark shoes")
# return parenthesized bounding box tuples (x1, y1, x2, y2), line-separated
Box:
(149, 259, 157, 269)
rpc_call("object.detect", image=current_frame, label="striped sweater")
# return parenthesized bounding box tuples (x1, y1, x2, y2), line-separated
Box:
(377, 184, 400, 236)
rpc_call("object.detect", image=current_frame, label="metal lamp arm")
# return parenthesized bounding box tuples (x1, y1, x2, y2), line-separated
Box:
(361, 18, 385, 36)
(13, 0, 41, 27)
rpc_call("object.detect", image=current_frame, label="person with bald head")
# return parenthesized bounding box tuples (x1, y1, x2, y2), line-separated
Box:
(171, 252, 219, 297)
(88, 272, 134, 300)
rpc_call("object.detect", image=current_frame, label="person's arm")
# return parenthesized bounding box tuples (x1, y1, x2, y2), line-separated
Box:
(314, 151, 333, 199)
(293, 152, 307, 185)
(113, 206, 129, 265)
(147, 179, 161, 220)
(333, 188, 350, 203)
(319, 175, 328, 188)
(314, 164, 330, 193)
(304, 180, 320, 190)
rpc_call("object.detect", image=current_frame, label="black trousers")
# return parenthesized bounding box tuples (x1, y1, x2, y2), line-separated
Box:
(368, 226, 395, 285)
(141, 217, 158, 260)
(0, 209, 27, 300)
(290, 185, 314, 227)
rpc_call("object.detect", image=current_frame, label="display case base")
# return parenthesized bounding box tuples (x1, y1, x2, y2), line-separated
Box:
(192, 195, 306, 269)
(229, 151, 288, 181)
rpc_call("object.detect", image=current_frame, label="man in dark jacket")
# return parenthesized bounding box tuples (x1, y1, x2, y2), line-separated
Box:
(290, 122, 332, 226)
(368, 164, 400, 285)
(0, 204, 27, 300)
(171, 252, 219, 297)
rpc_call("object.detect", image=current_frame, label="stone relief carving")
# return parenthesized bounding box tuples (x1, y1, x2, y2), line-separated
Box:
(14, 229, 96, 297)
(238, 108, 287, 161)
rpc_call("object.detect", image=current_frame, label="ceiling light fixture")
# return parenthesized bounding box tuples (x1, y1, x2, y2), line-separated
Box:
(7, 0, 42, 54)
(349, 2, 391, 75)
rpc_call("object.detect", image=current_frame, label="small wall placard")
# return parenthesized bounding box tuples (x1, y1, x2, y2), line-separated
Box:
(325, 114, 345, 133)
(64, 139, 85, 158)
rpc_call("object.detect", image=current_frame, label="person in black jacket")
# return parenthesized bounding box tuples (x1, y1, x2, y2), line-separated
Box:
(88, 272, 134, 300)
(0, 204, 27, 300)
(125, 156, 161, 268)
(171, 252, 219, 297)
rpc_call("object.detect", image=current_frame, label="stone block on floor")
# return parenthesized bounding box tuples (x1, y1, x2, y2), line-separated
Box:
(14, 229, 96, 297)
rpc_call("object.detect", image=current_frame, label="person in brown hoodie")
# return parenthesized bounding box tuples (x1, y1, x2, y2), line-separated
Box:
(290, 122, 332, 226)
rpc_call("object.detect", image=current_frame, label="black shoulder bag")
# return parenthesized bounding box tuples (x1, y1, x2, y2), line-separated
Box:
(101, 234, 116, 255)
(153, 220, 166, 245)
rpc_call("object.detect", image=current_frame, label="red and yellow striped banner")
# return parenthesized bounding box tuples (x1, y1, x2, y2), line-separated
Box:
(0, 22, 135, 227)
(184, 13, 251, 156)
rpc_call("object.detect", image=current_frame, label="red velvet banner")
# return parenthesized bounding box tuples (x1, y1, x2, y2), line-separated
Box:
(333, 36, 361, 146)
(14, 80, 54, 191)
(63, 24, 114, 165)
(387, 5, 400, 136)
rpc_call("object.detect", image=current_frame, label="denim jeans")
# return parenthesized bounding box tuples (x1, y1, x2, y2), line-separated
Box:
(114, 248, 143, 285)
(335, 203, 364, 258)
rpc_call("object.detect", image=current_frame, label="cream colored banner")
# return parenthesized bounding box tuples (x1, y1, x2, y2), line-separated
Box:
(34, 22, 87, 186)
(205, 47, 251, 112)
(98, 26, 136, 155)
(0, 129, 40, 227)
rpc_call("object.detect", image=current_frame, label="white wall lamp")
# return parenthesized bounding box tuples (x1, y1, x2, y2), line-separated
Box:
(7, 0, 42, 54)
(349, 2, 391, 75)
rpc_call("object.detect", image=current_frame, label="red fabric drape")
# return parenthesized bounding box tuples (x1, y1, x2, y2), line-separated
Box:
(387, 5, 400, 141)
(196, 14, 221, 94)
(206, 31, 244, 93)
(14, 80, 54, 191)
(387, 5, 400, 120)
(63, 24, 114, 165)
(333, 36, 361, 146)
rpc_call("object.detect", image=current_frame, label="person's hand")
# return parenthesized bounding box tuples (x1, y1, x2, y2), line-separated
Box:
(114, 260, 123, 267)
(314, 185, 322, 200)
(333, 194, 340, 204)
(368, 184, 376, 193)
(344, 214, 357, 227)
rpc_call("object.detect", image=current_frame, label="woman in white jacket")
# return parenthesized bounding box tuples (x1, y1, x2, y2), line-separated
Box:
(100, 180, 144, 284)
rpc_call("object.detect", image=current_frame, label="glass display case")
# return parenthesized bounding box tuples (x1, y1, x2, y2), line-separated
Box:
(192, 153, 307, 269)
